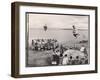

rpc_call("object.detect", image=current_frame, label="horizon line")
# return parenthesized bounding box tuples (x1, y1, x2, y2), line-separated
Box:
(29, 27, 88, 30)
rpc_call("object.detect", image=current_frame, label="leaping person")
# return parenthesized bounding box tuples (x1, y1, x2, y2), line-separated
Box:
(44, 24, 47, 31)
(72, 25, 80, 38)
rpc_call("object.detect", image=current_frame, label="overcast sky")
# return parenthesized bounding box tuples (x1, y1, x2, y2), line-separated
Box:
(28, 13, 89, 29)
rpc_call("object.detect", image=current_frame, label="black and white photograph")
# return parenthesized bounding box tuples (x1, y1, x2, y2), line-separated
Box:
(26, 13, 89, 67)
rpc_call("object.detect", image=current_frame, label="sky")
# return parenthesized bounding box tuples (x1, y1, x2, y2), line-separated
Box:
(27, 13, 89, 29)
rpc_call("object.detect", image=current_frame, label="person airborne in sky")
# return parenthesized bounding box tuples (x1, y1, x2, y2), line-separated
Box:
(44, 24, 47, 31)
(72, 25, 80, 38)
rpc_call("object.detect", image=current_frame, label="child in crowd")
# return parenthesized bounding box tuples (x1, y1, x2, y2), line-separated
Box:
(62, 54, 69, 65)
(51, 50, 60, 65)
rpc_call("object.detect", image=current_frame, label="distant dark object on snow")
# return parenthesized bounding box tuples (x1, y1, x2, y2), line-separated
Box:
(79, 40, 88, 43)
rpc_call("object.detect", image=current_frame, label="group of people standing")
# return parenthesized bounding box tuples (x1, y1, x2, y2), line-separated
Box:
(31, 39, 59, 51)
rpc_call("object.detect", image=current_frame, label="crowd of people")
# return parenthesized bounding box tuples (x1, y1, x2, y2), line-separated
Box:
(31, 39, 59, 51)
(51, 47, 88, 66)
(30, 39, 88, 65)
